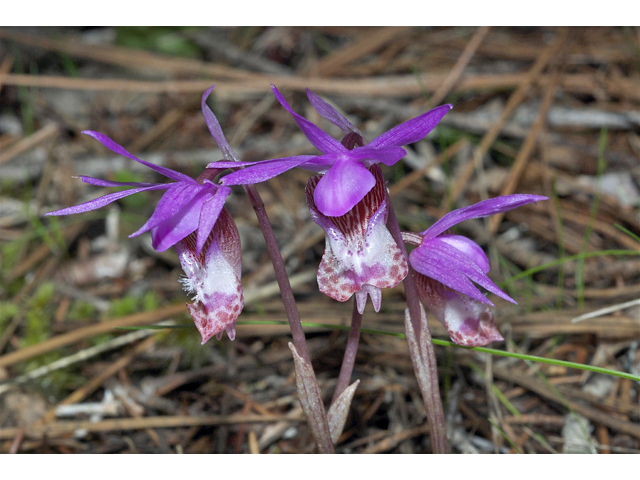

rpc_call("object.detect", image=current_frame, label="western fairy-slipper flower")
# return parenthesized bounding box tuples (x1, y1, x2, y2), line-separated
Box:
(307, 164, 408, 313)
(46, 94, 245, 343)
(212, 85, 452, 217)
(402, 194, 547, 346)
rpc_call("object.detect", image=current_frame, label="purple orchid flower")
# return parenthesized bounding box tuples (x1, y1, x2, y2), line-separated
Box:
(210, 85, 452, 217)
(403, 194, 547, 346)
(45, 87, 253, 343)
(45, 130, 228, 255)
(307, 164, 408, 313)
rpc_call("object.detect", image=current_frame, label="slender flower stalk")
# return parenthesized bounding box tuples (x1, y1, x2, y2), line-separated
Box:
(245, 184, 313, 363)
(331, 299, 363, 405)
(387, 202, 449, 454)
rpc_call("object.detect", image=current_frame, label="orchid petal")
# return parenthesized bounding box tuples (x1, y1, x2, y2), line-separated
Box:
(416, 278, 504, 346)
(348, 145, 407, 166)
(45, 184, 171, 216)
(439, 235, 490, 273)
(77, 176, 161, 188)
(291, 153, 341, 173)
(206, 160, 265, 169)
(149, 190, 210, 252)
(82, 131, 194, 183)
(201, 85, 241, 162)
(368, 104, 452, 148)
(355, 285, 382, 314)
(305, 88, 361, 135)
(129, 183, 206, 239)
(271, 84, 347, 155)
(314, 160, 376, 217)
(218, 155, 317, 186)
(131, 185, 214, 252)
(411, 238, 516, 305)
(422, 194, 548, 239)
(195, 186, 230, 256)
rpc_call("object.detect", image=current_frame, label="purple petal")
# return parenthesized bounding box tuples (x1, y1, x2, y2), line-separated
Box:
(77, 176, 161, 188)
(438, 235, 490, 273)
(411, 238, 516, 305)
(305, 88, 361, 135)
(201, 85, 241, 162)
(347, 145, 407, 166)
(45, 184, 171, 216)
(314, 160, 376, 217)
(271, 84, 347, 155)
(149, 191, 210, 252)
(293, 153, 340, 173)
(368, 104, 452, 148)
(218, 155, 317, 186)
(82, 131, 194, 184)
(129, 183, 209, 242)
(195, 185, 230, 256)
(207, 160, 264, 169)
(422, 194, 548, 239)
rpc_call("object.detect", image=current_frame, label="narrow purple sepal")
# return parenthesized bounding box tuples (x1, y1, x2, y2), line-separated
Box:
(76, 176, 162, 188)
(217, 155, 317, 186)
(201, 85, 240, 162)
(45, 184, 172, 216)
(82, 131, 194, 184)
(195, 184, 230, 256)
(368, 104, 452, 148)
(422, 194, 548, 239)
(271, 84, 347, 155)
(305, 88, 361, 136)
(345, 145, 408, 167)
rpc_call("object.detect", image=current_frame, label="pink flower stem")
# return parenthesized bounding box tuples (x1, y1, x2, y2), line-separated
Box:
(330, 299, 363, 405)
(243, 183, 334, 453)
(387, 201, 449, 454)
(243, 184, 312, 364)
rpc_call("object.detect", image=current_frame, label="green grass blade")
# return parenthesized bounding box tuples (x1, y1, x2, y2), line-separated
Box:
(117, 319, 640, 382)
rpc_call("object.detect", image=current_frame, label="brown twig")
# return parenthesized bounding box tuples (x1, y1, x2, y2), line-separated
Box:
(2, 70, 635, 100)
(316, 27, 412, 77)
(0, 54, 15, 93)
(0, 304, 185, 368)
(0, 123, 59, 166)
(447, 28, 569, 207)
(39, 335, 157, 424)
(388, 138, 469, 198)
(429, 26, 491, 106)
(487, 62, 563, 235)
(0, 412, 305, 440)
